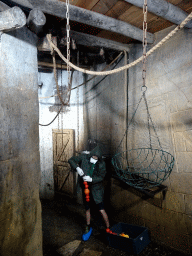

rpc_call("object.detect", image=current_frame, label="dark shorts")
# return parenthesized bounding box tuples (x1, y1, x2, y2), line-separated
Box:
(81, 180, 104, 210)
(85, 201, 104, 211)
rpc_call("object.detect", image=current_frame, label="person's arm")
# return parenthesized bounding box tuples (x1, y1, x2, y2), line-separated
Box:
(68, 154, 82, 169)
(68, 154, 84, 176)
(92, 161, 106, 184)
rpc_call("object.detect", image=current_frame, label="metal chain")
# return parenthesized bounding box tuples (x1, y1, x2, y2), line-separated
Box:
(77, 51, 80, 153)
(61, 62, 64, 148)
(142, 0, 152, 149)
(57, 67, 60, 130)
(142, 0, 147, 91)
(117, 0, 162, 152)
(66, 0, 71, 87)
(141, 1, 162, 150)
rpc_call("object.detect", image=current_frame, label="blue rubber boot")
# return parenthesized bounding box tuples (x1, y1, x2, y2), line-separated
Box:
(82, 226, 93, 241)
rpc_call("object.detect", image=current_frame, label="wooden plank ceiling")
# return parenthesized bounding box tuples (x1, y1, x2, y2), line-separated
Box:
(4, 0, 190, 66)
(59, 0, 192, 44)
(37, 0, 191, 66)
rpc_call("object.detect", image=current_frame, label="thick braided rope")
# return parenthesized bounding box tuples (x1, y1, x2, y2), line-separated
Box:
(47, 11, 192, 76)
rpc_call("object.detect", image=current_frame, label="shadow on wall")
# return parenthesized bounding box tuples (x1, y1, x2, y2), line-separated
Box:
(85, 73, 192, 152)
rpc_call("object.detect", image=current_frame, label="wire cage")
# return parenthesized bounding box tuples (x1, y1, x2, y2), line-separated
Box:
(111, 148, 175, 189)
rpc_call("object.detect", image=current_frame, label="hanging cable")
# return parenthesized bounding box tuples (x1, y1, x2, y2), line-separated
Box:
(85, 53, 124, 95)
(39, 106, 63, 127)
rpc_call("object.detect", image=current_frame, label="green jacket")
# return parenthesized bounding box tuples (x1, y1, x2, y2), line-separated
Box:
(68, 145, 106, 204)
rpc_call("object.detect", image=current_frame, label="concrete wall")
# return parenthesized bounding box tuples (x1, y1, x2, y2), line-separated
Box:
(85, 26, 192, 254)
(0, 28, 42, 255)
(38, 69, 85, 199)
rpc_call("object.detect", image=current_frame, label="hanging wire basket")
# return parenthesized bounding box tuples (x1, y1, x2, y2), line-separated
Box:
(111, 148, 175, 189)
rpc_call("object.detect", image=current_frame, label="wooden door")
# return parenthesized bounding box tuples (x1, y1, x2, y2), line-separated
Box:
(53, 129, 76, 198)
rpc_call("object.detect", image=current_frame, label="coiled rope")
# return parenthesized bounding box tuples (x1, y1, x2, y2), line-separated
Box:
(46, 11, 192, 76)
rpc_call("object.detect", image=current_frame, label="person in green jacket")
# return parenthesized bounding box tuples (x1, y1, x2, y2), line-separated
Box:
(68, 145, 110, 241)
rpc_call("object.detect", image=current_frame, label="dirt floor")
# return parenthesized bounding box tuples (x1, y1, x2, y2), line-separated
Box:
(41, 196, 189, 256)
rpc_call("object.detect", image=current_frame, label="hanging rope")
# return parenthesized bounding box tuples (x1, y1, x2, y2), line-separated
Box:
(46, 11, 192, 76)
(38, 51, 123, 100)
(39, 69, 74, 126)
(39, 53, 124, 126)
(52, 51, 73, 106)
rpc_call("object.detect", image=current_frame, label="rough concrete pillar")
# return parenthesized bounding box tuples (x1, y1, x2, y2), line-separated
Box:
(0, 27, 43, 255)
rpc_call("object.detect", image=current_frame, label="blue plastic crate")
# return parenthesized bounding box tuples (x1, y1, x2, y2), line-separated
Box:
(106, 222, 150, 255)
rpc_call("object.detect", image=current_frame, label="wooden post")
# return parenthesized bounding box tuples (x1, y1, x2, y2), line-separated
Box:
(27, 8, 46, 35)
(0, 6, 26, 32)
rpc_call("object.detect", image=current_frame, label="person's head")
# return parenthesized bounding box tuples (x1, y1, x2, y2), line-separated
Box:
(90, 155, 98, 164)
(90, 145, 103, 161)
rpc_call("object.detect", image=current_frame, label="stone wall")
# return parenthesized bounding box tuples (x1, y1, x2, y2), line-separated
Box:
(0, 28, 42, 255)
(110, 26, 192, 254)
(84, 25, 192, 254)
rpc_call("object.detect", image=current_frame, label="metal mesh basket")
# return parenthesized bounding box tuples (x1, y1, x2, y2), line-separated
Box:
(111, 148, 175, 189)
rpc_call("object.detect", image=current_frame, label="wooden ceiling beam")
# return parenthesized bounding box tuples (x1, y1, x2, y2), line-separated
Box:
(61, 28, 130, 52)
(0, 1, 10, 11)
(38, 61, 67, 69)
(2, 0, 154, 43)
(27, 8, 46, 35)
(0, 6, 26, 32)
(124, 0, 192, 29)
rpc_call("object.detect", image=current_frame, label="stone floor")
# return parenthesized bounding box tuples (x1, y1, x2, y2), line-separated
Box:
(41, 196, 189, 256)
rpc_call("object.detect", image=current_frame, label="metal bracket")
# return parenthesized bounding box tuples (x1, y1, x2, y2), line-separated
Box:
(112, 174, 168, 199)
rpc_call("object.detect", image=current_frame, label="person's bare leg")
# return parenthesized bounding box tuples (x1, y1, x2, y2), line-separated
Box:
(82, 208, 92, 240)
(99, 209, 110, 228)
(86, 208, 91, 225)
